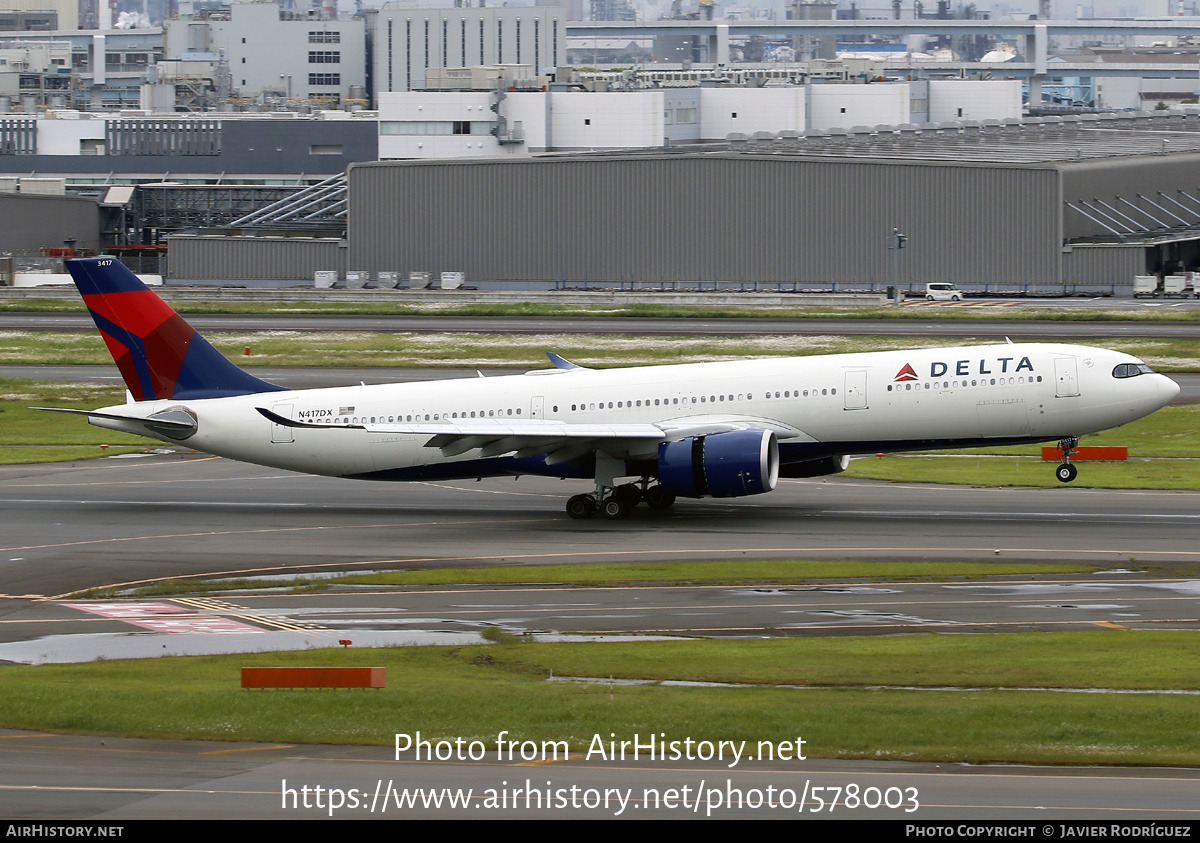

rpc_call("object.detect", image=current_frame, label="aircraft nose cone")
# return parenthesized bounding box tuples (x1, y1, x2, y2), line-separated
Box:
(1160, 375, 1182, 406)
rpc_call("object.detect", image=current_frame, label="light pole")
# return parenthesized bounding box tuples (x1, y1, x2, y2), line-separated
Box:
(889, 226, 907, 303)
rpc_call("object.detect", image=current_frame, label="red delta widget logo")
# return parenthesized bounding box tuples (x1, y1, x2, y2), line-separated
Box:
(894, 356, 1036, 382)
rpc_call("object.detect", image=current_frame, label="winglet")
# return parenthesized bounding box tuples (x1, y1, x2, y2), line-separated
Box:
(546, 352, 586, 371)
(65, 257, 287, 401)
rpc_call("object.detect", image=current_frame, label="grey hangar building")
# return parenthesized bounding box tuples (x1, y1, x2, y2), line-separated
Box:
(169, 112, 1200, 293)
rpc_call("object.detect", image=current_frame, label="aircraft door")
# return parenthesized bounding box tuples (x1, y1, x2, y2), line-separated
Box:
(843, 370, 868, 410)
(530, 396, 545, 419)
(1055, 358, 1080, 397)
(270, 403, 294, 443)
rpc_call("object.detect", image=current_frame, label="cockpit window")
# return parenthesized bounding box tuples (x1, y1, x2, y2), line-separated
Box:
(1112, 363, 1155, 379)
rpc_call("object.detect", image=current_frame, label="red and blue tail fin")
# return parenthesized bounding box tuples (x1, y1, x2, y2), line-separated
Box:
(66, 257, 287, 401)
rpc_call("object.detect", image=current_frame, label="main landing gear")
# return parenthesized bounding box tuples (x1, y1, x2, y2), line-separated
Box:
(1055, 436, 1079, 483)
(567, 453, 677, 520)
(565, 480, 676, 520)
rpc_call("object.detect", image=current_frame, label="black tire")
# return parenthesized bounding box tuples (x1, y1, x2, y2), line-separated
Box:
(566, 494, 595, 519)
(644, 486, 676, 510)
(1056, 464, 1078, 483)
(601, 496, 631, 520)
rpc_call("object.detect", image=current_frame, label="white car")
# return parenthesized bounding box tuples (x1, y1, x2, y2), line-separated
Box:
(925, 283, 963, 302)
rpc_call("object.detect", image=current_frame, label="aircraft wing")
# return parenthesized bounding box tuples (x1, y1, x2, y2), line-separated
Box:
(257, 408, 808, 463)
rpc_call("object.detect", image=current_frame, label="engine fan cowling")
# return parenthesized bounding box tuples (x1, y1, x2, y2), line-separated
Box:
(657, 430, 779, 499)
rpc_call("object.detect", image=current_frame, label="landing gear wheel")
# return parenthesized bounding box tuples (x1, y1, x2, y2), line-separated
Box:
(1056, 463, 1078, 483)
(601, 495, 631, 520)
(566, 494, 596, 519)
(644, 485, 676, 510)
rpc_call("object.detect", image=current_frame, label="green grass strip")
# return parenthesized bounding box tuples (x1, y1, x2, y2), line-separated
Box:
(3, 295, 1200, 322)
(335, 560, 1092, 588)
(3, 331, 1199, 372)
(845, 456, 1200, 490)
(0, 446, 145, 464)
(3, 633, 1199, 765)
(92, 561, 1095, 598)
(0, 378, 155, 463)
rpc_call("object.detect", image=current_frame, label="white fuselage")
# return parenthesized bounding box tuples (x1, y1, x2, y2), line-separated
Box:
(88, 343, 1179, 482)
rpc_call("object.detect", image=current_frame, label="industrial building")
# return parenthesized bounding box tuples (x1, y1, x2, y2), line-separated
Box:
(377, 78, 1021, 158)
(367, 6, 566, 96)
(0, 109, 378, 243)
(166, 111, 1200, 292)
(0, 109, 378, 176)
(162, 3, 366, 109)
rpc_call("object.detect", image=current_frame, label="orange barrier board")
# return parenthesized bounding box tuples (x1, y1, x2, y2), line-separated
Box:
(1041, 446, 1128, 461)
(241, 667, 385, 689)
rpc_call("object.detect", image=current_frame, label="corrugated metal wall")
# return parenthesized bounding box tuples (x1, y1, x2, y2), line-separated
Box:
(1061, 244, 1147, 287)
(347, 154, 1063, 286)
(1060, 155, 1200, 240)
(165, 235, 345, 281)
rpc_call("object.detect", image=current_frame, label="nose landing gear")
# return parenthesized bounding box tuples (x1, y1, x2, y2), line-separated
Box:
(1055, 437, 1080, 483)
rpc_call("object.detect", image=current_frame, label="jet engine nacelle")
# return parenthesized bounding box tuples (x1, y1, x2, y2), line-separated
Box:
(657, 430, 779, 498)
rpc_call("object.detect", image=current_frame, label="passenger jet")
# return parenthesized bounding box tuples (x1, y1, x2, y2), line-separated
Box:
(41, 257, 1181, 519)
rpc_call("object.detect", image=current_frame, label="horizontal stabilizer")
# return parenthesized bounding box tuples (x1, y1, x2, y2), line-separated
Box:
(33, 406, 198, 440)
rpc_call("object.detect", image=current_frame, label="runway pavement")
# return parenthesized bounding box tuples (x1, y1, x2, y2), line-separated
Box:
(3, 729, 1200, 820)
(0, 454, 1196, 659)
(2, 456, 1200, 820)
(6, 575, 1200, 666)
(2, 455, 1199, 599)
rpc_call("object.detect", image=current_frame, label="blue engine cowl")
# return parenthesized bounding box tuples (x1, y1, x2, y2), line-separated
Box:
(657, 430, 780, 498)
